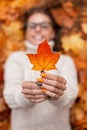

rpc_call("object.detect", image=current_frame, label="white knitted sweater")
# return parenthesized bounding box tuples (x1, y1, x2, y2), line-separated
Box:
(3, 41, 78, 130)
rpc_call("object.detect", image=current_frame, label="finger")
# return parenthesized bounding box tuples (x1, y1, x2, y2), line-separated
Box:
(22, 81, 39, 89)
(25, 94, 47, 99)
(22, 88, 43, 95)
(43, 73, 66, 84)
(42, 84, 63, 95)
(43, 79, 66, 90)
(43, 90, 60, 99)
(30, 98, 46, 103)
(41, 83, 62, 94)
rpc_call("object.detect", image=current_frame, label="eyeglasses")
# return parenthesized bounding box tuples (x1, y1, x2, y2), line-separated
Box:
(27, 22, 52, 30)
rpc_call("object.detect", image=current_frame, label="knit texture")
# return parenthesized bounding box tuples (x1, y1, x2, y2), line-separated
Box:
(3, 41, 78, 130)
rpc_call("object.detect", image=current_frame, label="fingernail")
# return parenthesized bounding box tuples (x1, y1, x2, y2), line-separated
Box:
(36, 81, 42, 86)
(37, 78, 43, 82)
(40, 73, 47, 78)
(41, 88, 47, 92)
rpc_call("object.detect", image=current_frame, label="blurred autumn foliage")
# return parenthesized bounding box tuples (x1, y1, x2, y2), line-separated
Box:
(0, 0, 87, 130)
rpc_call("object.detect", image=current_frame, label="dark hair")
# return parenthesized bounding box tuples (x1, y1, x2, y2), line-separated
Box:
(22, 6, 62, 51)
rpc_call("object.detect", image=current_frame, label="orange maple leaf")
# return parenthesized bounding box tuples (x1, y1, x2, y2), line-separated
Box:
(26, 39, 61, 71)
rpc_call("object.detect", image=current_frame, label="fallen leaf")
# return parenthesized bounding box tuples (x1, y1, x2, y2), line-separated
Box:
(61, 33, 85, 55)
(26, 39, 61, 71)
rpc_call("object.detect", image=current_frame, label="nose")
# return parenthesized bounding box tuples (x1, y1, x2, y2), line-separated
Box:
(35, 25, 41, 32)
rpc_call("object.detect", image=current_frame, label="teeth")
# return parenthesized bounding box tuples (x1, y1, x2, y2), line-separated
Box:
(35, 38, 42, 40)
(35, 37, 42, 40)
(34, 38, 44, 42)
(34, 36, 43, 39)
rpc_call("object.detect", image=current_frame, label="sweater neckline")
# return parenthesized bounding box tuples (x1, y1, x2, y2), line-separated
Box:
(25, 40, 54, 54)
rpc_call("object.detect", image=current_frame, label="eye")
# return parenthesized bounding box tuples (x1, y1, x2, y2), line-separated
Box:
(41, 23, 51, 29)
(27, 23, 36, 29)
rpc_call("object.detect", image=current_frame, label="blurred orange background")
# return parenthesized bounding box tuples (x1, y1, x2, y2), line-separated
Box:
(0, 0, 87, 130)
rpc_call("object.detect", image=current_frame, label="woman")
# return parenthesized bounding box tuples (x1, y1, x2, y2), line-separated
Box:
(3, 6, 78, 130)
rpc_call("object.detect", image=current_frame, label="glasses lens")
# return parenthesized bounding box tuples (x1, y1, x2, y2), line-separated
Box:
(40, 23, 52, 29)
(27, 23, 36, 29)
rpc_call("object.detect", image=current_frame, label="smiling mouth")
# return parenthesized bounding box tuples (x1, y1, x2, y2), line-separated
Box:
(34, 36, 45, 41)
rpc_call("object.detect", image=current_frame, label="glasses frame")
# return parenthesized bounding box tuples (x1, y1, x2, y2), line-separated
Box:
(26, 22, 53, 31)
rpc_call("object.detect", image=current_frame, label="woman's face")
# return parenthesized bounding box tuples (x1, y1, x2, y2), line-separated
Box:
(25, 13, 55, 45)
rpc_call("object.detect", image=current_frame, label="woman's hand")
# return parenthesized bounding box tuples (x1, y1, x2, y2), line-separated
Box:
(22, 81, 48, 103)
(41, 73, 66, 100)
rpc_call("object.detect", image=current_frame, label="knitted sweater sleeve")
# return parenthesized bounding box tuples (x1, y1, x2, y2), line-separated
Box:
(3, 52, 33, 109)
(48, 55, 78, 108)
